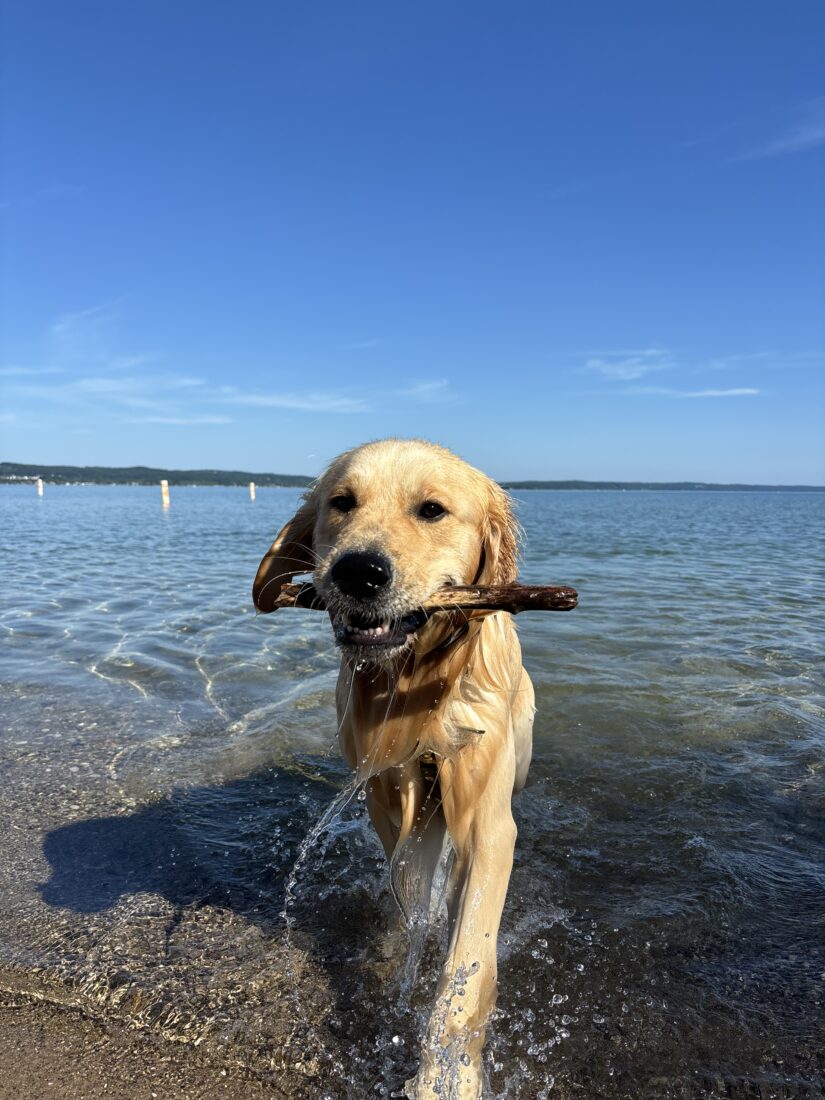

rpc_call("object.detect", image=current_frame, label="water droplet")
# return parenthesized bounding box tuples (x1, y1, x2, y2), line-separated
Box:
(538, 938, 548, 948)
(357, 789, 367, 801)
(391, 1034, 404, 1046)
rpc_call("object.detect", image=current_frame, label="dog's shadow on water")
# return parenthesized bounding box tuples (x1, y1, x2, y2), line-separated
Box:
(39, 763, 352, 920)
(37, 761, 413, 1072)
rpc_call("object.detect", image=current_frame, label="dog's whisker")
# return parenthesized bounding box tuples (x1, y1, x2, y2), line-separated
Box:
(255, 568, 312, 601)
(334, 662, 357, 744)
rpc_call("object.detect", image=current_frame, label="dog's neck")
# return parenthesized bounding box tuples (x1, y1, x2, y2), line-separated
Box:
(338, 614, 485, 777)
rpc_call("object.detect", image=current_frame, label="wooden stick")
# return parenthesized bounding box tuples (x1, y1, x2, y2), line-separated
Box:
(269, 582, 578, 614)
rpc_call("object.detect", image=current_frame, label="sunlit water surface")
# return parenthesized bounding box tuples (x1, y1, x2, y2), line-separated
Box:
(1, 485, 823, 1098)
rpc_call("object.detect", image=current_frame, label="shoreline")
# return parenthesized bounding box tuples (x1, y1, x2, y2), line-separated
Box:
(2, 480, 824, 492)
(0, 987, 284, 1100)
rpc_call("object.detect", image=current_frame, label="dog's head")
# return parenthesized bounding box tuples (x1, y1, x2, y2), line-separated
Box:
(253, 438, 517, 663)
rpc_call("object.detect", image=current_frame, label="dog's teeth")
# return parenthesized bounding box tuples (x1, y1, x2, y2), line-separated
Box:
(338, 617, 404, 643)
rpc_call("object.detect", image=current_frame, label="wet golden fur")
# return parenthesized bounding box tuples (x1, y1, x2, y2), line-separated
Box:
(254, 439, 534, 1099)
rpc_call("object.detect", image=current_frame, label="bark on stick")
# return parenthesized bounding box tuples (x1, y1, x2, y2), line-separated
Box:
(267, 582, 578, 614)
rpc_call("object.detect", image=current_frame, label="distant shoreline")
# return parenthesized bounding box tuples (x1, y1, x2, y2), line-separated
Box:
(2, 461, 823, 492)
(0, 461, 311, 489)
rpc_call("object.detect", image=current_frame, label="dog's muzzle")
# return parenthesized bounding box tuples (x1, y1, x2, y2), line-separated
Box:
(326, 550, 428, 655)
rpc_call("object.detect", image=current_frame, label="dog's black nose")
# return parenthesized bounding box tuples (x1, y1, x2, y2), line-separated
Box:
(331, 551, 392, 600)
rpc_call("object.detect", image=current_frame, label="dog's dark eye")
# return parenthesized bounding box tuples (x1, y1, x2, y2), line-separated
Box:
(330, 494, 356, 513)
(418, 500, 446, 521)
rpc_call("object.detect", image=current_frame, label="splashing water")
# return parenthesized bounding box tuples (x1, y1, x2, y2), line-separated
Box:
(280, 777, 366, 937)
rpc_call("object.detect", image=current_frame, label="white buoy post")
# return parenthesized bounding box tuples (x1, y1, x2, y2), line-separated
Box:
(160, 479, 171, 508)
(249, 481, 256, 501)
(36, 477, 44, 497)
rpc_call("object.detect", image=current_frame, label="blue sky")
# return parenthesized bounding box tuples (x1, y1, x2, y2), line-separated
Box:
(2, 2, 823, 483)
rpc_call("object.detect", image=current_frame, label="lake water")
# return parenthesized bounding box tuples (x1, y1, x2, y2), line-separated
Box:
(1, 484, 823, 1099)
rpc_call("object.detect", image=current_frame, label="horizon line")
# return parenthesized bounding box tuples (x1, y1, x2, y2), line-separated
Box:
(1, 460, 823, 491)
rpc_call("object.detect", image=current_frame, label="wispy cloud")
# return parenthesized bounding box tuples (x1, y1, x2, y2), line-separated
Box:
(398, 379, 453, 403)
(577, 345, 773, 397)
(584, 348, 675, 381)
(222, 391, 371, 413)
(0, 365, 65, 377)
(74, 375, 204, 395)
(50, 302, 126, 368)
(741, 98, 825, 160)
(128, 415, 232, 425)
(705, 350, 823, 371)
(579, 345, 813, 392)
(679, 117, 748, 151)
(631, 386, 760, 399)
(4, 373, 213, 427)
(339, 338, 380, 351)
(703, 352, 774, 371)
(45, 301, 155, 374)
(4, 307, 381, 432)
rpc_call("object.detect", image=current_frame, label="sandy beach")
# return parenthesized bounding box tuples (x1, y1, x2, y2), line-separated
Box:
(0, 991, 282, 1100)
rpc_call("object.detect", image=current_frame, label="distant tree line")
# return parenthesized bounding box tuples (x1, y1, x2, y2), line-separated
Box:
(499, 479, 824, 492)
(1, 462, 821, 491)
(0, 462, 312, 487)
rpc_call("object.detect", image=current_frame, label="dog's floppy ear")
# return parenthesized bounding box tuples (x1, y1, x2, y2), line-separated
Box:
(476, 481, 518, 585)
(253, 497, 317, 612)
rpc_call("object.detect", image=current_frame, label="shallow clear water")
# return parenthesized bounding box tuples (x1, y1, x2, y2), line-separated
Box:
(1, 484, 823, 1098)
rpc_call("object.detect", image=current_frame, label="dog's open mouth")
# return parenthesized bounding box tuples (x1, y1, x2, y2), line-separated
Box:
(333, 609, 428, 650)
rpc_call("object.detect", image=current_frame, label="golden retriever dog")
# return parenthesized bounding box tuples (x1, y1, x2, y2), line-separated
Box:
(253, 438, 534, 1099)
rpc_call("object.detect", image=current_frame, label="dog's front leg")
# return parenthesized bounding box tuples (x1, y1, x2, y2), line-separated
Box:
(412, 742, 517, 1100)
